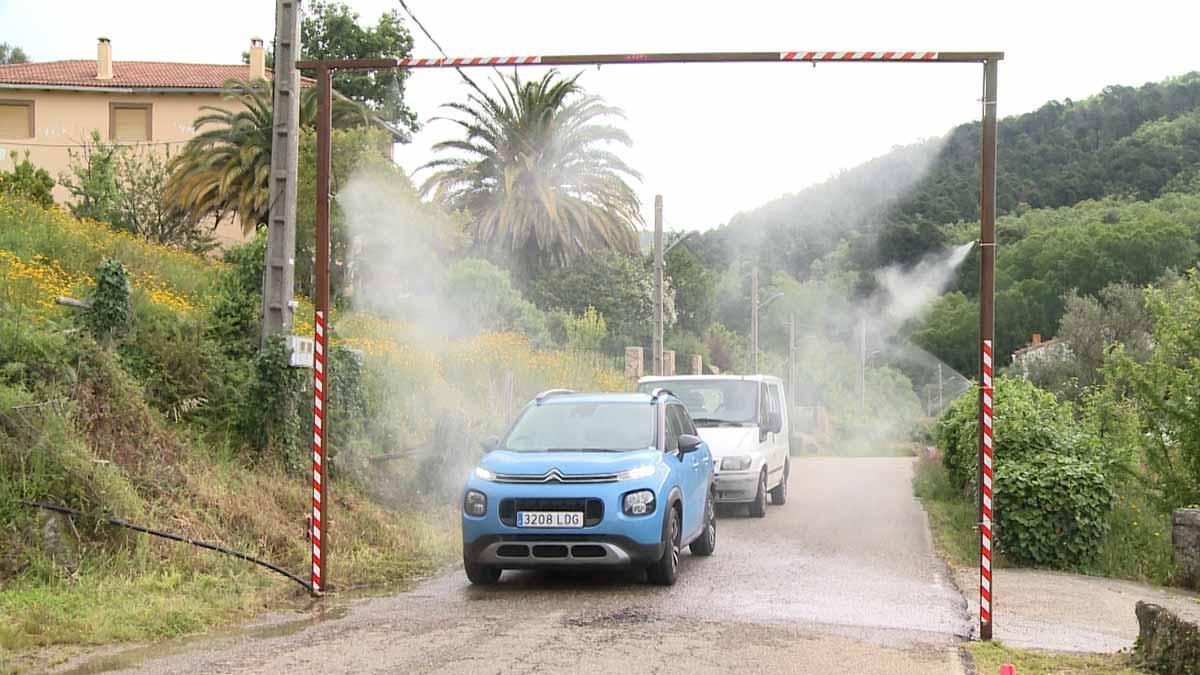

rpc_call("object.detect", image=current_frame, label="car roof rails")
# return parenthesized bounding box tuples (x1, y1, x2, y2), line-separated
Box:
(534, 388, 575, 405)
(649, 387, 675, 402)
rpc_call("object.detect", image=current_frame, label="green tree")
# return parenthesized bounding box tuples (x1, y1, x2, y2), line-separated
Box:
(0, 43, 28, 64)
(665, 240, 715, 334)
(532, 252, 672, 353)
(421, 70, 642, 275)
(249, 1, 417, 132)
(443, 258, 549, 343)
(1104, 271, 1200, 508)
(59, 131, 121, 223)
(165, 79, 385, 233)
(0, 151, 54, 208)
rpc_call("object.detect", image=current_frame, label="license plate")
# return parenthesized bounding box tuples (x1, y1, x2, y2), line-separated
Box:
(516, 511, 584, 528)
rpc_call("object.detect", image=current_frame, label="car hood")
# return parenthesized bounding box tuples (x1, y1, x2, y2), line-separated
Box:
(695, 426, 757, 458)
(480, 448, 661, 476)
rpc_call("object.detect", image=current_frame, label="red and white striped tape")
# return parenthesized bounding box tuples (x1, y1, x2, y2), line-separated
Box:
(398, 56, 541, 67)
(312, 310, 326, 593)
(980, 339, 995, 627)
(780, 51, 938, 61)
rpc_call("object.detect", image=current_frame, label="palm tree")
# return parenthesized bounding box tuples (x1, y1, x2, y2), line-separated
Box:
(165, 79, 396, 233)
(420, 70, 642, 271)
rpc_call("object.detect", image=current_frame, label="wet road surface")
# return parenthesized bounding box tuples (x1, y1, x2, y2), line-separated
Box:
(65, 457, 972, 674)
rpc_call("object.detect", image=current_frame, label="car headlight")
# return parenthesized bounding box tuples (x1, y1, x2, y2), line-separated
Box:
(474, 466, 496, 481)
(463, 489, 487, 516)
(616, 464, 655, 481)
(720, 456, 752, 471)
(622, 489, 656, 516)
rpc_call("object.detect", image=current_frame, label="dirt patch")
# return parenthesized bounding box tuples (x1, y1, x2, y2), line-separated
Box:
(561, 606, 658, 628)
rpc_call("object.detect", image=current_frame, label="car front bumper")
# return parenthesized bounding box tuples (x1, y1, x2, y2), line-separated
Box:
(714, 470, 759, 503)
(461, 475, 669, 569)
(464, 533, 664, 568)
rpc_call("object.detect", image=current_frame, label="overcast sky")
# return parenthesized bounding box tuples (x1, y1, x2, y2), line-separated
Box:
(3, 0, 1198, 230)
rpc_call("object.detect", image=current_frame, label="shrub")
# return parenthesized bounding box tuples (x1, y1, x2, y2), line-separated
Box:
(235, 336, 306, 468)
(83, 259, 133, 345)
(934, 375, 1077, 492)
(206, 234, 265, 360)
(562, 306, 607, 353)
(0, 151, 54, 208)
(995, 453, 1113, 568)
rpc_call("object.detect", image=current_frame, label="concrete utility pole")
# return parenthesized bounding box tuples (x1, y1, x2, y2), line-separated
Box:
(750, 266, 759, 373)
(938, 362, 944, 411)
(262, 0, 302, 343)
(653, 195, 664, 376)
(789, 314, 796, 401)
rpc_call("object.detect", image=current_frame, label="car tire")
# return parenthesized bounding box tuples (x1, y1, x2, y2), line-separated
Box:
(689, 492, 717, 556)
(748, 470, 768, 518)
(647, 506, 681, 586)
(463, 556, 501, 586)
(769, 460, 789, 506)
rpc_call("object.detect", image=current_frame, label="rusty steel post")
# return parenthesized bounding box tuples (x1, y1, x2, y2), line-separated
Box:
(978, 56, 999, 641)
(312, 64, 332, 596)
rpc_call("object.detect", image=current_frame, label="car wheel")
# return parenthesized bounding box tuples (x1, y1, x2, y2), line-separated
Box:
(748, 470, 768, 518)
(690, 492, 717, 556)
(463, 556, 501, 585)
(647, 506, 681, 586)
(769, 460, 789, 506)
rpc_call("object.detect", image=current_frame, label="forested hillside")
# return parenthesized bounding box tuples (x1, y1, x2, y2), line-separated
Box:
(696, 71, 1200, 376)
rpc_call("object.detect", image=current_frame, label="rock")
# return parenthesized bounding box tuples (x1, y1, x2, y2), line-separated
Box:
(1136, 600, 1200, 675)
(36, 510, 78, 565)
(1174, 508, 1200, 590)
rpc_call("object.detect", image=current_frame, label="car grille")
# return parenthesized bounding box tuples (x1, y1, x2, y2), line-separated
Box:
(499, 498, 604, 527)
(492, 469, 619, 484)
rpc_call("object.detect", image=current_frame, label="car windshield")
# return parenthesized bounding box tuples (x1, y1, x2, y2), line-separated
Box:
(637, 380, 758, 426)
(502, 402, 655, 452)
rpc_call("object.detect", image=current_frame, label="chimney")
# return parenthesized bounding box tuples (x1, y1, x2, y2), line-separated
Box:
(96, 37, 113, 80)
(248, 37, 266, 81)
(1031, 333, 1042, 346)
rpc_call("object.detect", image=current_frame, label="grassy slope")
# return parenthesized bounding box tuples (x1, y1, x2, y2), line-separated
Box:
(0, 199, 465, 657)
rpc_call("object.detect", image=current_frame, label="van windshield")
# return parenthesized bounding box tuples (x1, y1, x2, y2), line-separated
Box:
(503, 402, 655, 452)
(637, 380, 758, 427)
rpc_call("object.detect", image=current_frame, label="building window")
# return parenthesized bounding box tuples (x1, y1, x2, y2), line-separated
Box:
(109, 103, 152, 141)
(0, 100, 34, 139)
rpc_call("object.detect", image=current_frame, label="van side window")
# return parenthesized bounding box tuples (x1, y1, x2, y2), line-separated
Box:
(768, 384, 783, 423)
(759, 383, 770, 426)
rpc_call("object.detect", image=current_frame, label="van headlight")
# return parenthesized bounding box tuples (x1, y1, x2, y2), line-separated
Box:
(473, 466, 496, 481)
(622, 490, 656, 516)
(464, 490, 487, 516)
(720, 456, 752, 471)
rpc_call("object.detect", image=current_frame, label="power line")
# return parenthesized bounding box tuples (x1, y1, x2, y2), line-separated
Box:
(396, 0, 495, 100)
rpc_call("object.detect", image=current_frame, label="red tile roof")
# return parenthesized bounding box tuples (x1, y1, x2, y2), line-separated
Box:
(0, 60, 294, 89)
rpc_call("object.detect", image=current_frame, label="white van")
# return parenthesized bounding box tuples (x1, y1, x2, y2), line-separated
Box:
(637, 375, 790, 517)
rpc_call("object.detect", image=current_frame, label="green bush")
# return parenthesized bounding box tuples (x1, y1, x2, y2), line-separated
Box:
(0, 151, 54, 208)
(205, 234, 265, 360)
(235, 337, 306, 468)
(995, 453, 1113, 568)
(934, 375, 1077, 492)
(83, 259, 133, 346)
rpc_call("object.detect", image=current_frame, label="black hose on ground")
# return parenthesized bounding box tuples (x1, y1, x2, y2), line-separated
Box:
(23, 501, 313, 593)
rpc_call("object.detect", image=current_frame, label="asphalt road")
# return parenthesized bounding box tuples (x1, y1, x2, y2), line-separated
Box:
(64, 457, 972, 675)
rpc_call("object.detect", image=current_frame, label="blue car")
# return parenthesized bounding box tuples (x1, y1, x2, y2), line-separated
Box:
(461, 388, 717, 586)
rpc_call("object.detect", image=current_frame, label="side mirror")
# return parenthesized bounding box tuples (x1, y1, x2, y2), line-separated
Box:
(766, 411, 783, 434)
(678, 433, 703, 453)
(479, 436, 500, 452)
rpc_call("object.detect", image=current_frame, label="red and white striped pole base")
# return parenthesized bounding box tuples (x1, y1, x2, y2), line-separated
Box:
(980, 339, 995, 637)
(312, 310, 326, 594)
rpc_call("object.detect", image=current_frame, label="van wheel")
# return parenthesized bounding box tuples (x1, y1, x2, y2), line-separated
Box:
(690, 493, 717, 556)
(770, 460, 789, 506)
(647, 506, 681, 585)
(748, 470, 768, 518)
(464, 557, 501, 585)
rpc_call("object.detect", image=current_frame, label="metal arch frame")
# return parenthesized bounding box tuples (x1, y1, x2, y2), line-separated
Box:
(296, 50, 1002, 643)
